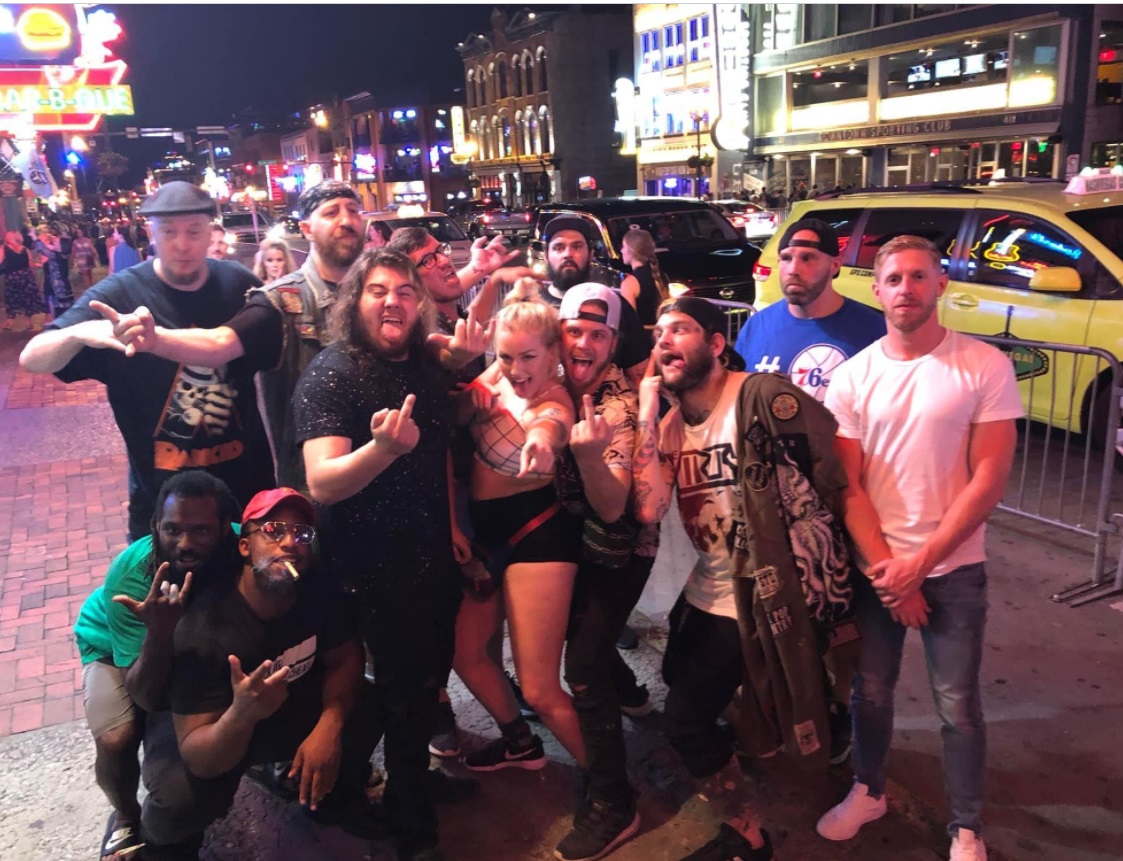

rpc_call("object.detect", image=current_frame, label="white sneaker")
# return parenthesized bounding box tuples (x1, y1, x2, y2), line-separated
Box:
(816, 782, 888, 841)
(950, 828, 987, 861)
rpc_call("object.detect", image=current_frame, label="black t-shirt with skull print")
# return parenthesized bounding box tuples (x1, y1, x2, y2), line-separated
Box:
(50, 259, 274, 538)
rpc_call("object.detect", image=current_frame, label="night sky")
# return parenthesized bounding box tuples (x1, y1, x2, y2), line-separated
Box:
(98, 4, 507, 185)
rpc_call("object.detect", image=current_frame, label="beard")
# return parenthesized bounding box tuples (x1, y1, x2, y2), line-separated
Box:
(159, 259, 208, 288)
(781, 275, 829, 307)
(660, 342, 716, 394)
(887, 295, 939, 333)
(318, 228, 363, 270)
(547, 259, 589, 292)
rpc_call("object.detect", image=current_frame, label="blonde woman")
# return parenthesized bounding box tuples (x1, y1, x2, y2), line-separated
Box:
(252, 237, 297, 284)
(619, 227, 670, 328)
(453, 278, 587, 773)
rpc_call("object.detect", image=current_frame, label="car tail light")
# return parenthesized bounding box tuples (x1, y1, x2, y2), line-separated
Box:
(523, 212, 531, 222)
(481, 214, 490, 223)
(752, 262, 772, 283)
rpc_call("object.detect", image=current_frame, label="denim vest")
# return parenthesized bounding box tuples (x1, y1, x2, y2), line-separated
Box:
(249, 259, 335, 491)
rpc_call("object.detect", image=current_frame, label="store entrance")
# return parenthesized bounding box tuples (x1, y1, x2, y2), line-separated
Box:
(885, 138, 1058, 185)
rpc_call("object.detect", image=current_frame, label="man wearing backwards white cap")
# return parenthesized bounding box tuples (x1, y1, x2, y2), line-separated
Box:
(552, 282, 661, 861)
(18, 180, 273, 541)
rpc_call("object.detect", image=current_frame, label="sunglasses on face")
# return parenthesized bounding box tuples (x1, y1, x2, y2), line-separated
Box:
(245, 521, 316, 545)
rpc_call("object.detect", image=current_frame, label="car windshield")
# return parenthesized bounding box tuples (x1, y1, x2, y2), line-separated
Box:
(389, 216, 468, 243)
(603, 209, 742, 252)
(1068, 205, 1123, 254)
(223, 212, 272, 228)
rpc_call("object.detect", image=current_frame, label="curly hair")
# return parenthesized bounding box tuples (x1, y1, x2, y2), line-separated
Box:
(252, 238, 297, 283)
(328, 247, 436, 364)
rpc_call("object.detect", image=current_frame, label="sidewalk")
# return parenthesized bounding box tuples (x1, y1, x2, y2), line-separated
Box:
(0, 322, 1121, 860)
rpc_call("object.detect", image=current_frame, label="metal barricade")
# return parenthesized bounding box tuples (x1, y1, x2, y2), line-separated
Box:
(975, 334, 1123, 607)
(705, 298, 755, 343)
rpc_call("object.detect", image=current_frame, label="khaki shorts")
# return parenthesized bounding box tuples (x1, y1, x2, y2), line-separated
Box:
(81, 660, 138, 739)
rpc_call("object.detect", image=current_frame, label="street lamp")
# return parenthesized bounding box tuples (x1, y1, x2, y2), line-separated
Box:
(687, 109, 713, 199)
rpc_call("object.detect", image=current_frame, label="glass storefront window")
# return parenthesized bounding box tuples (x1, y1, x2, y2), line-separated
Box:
(1096, 21, 1123, 105)
(791, 60, 868, 108)
(753, 4, 801, 53)
(1010, 24, 1062, 107)
(838, 5, 871, 35)
(806, 4, 835, 42)
(885, 32, 1009, 98)
(754, 74, 785, 135)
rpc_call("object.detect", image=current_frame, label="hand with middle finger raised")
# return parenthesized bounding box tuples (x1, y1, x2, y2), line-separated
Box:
(570, 394, 613, 463)
(369, 393, 419, 457)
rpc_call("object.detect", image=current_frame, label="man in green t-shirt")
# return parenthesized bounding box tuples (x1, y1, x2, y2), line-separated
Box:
(74, 471, 239, 861)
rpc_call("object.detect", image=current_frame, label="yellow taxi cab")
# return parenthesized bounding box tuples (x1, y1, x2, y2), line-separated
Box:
(751, 172, 1123, 447)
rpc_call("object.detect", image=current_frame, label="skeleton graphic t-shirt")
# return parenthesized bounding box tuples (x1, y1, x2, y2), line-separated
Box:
(658, 371, 749, 619)
(50, 259, 274, 539)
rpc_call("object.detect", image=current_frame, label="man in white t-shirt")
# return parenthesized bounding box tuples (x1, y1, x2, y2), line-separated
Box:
(633, 297, 774, 861)
(818, 236, 1022, 861)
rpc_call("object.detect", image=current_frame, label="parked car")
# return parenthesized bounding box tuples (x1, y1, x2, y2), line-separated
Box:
(528, 197, 760, 304)
(448, 199, 509, 238)
(220, 210, 275, 244)
(753, 174, 1123, 446)
(710, 199, 781, 242)
(364, 209, 472, 269)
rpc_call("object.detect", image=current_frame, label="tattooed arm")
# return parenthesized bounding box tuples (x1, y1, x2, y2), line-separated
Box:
(633, 373, 674, 524)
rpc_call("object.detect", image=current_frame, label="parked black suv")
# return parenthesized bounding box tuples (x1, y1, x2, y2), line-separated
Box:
(529, 198, 759, 304)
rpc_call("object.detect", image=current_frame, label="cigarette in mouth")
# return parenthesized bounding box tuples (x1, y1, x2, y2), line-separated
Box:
(283, 560, 300, 581)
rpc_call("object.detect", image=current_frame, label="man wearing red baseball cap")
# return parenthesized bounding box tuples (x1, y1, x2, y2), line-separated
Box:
(137, 486, 380, 857)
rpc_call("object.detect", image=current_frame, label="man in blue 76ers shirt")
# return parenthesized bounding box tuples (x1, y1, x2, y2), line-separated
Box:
(734, 218, 884, 402)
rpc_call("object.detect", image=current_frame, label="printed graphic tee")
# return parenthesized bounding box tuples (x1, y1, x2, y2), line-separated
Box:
(658, 371, 748, 618)
(50, 259, 274, 538)
(734, 298, 886, 401)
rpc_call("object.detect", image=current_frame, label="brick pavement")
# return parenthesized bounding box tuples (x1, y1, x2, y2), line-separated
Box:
(0, 366, 129, 738)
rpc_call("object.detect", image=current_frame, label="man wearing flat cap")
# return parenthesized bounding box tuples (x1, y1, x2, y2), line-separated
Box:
(733, 218, 884, 403)
(19, 181, 274, 541)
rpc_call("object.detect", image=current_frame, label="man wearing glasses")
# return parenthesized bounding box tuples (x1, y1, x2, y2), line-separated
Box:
(138, 487, 380, 858)
(96, 183, 513, 492)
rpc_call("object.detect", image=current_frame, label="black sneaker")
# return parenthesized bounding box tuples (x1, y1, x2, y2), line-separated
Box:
(618, 683, 656, 718)
(554, 797, 641, 861)
(464, 734, 547, 772)
(616, 626, 640, 650)
(506, 670, 540, 722)
(428, 700, 461, 758)
(679, 824, 773, 861)
(828, 700, 852, 766)
(245, 761, 298, 801)
(306, 790, 389, 841)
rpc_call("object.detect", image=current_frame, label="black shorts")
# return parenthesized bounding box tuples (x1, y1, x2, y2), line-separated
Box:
(469, 484, 581, 578)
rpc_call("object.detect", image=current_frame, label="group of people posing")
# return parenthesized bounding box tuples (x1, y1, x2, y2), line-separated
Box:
(18, 178, 1021, 861)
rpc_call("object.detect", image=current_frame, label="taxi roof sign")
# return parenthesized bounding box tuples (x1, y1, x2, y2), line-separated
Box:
(1065, 166, 1123, 195)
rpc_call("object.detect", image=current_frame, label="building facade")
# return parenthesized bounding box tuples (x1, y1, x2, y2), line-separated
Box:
(630, 4, 752, 198)
(456, 6, 636, 206)
(745, 4, 1118, 194)
(345, 94, 467, 213)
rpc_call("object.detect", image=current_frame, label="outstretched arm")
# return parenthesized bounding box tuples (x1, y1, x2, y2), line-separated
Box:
(632, 374, 674, 524)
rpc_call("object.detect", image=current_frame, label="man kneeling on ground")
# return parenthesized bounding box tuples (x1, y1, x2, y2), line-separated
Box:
(138, 487, 379, 859)
(75, 471, 240, 861)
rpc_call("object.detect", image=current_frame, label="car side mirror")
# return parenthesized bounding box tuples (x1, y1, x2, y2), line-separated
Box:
(1029, 266, 1081, 293)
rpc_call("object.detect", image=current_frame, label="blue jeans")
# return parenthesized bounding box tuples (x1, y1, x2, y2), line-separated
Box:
(850, 562, 988, 836)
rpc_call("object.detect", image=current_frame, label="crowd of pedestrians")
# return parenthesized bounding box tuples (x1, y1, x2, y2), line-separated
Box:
(14, 179, 1021, 861)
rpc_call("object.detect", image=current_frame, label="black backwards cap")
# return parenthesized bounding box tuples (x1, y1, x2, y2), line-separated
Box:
(779, 217, 841, 257)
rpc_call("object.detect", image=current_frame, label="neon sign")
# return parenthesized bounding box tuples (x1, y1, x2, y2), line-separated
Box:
(0, 5, 79, 62)
(1023, 231, 1082, 261)
(0, 61, 131, 130)
(0, 83, 132, 114)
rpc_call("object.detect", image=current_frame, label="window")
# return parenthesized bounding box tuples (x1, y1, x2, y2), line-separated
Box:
(687, 14, 711, 63)
(1069, 205, 1123, 297)
(466, 71, 475, 108)
(539, 106, 552, 153)
(642, 29, 662, 73)
(1096, 21, 1123, 106)
(754, 74, 785, 135)
(602, 208, 741, 253)
(498, 62, 508, 99)
(475, 67, 485, 107)
(1010, 24, 1063, 108)
(854, 208, 965, 270)
(538, 49, 549, 91)
(838, 5, 870, 35)
(968, 211, 1087, 292)
(806, 4, 836, 42)
(511, 58, 521, 97)
(664, 21, 684, 68)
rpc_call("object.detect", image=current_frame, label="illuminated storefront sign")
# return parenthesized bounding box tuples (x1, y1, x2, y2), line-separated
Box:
(0, 5, 129, 132)
(711, 4, 750, 152)
(613, 78, 637, 155)
(0, 5, 80, 63)
(352, 151, 376, 182)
